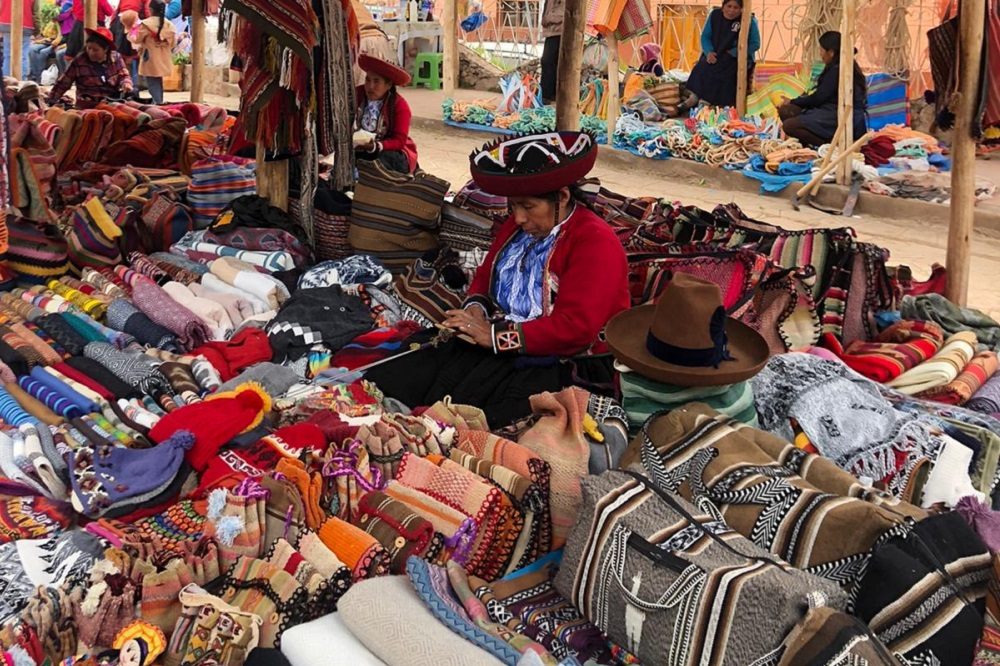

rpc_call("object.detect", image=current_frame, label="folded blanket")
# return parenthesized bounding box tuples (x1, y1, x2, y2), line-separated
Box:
(887, 331, 979, 395)
(199, 273, 272, 315)
(162, 282, 235, 341)
(189, 241, 294, 273)
(209, 257, 289, 310)
(131, 277, 211, 350)
(967, 372, 1000, 416)
(916, 351, 1000, 405)
(836, 321, 946, 383)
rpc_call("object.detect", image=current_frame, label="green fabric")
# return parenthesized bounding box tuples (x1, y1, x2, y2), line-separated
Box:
(944, 417, 1000, 494)
(620, 372, 758, 435)
(61, 313, 108, 344)
(900, 294, 1000, 350)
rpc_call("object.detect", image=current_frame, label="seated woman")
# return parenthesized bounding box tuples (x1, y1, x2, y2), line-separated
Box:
(679, 0, 760, 112)
(355, 54, 418, 174)
(778, 31, 868, 147)
(638, 42, 664, 77)
(365, 131, 631, 428)
(45, 27, 132, 109)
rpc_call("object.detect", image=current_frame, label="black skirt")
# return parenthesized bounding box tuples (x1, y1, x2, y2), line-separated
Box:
(364, 338, 615, 429)
(685, 52, 751, 108)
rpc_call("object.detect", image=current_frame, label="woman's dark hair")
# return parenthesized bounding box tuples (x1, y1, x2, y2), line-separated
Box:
(817, 30, 867, 96)
(149, 0, 166, 39)
(721, 0, 743, 8)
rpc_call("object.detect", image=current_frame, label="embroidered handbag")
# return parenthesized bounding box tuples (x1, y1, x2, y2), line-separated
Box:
(217, 557, 308, 649)
(555, 469, 848, 666)
(138, 189, 194, 254)
(164, 584, 262, 666)
(852, 511, 991, 665)
(775, 606, 903, 666)
(65, 199, 124, 274)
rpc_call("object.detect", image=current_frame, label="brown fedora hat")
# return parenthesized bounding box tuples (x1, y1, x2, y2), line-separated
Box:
(606, 273, 770, 386)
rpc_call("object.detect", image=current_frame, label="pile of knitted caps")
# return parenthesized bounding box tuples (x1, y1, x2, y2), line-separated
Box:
(1, 126, 1000, 666)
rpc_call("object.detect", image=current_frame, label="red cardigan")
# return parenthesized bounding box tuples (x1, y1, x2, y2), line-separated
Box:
(355, 86, 418, 173)
(465, 205, 630, 357)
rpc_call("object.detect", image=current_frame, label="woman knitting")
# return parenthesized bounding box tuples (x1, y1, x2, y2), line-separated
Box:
(134, 0, 177, 104)
(45, 27, 133, 109)
(778, 31, 868, 147)
(354, 54, 418, 174)
(679, 0, 760, 112)
(366, 131, 630, 427)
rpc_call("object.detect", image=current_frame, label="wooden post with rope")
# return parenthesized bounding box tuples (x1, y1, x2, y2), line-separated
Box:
(85, 0, 97, 29)
(555, 0, 586, 130)
(255, 144, 289, 212)
(945, 0, 986, 306)
(10, 0, 22, 79)
(190, 0, 206, 102)
(836, 0, 856, 185)
(605, 32, 619, 146)
(735, 0, 751, 117)
(442, 0, 457, 94)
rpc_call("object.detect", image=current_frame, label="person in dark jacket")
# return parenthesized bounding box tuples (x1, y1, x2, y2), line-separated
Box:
(778, 30, 868, 146)
(679, 0, 760, 111)
(355, 53, 418, 174)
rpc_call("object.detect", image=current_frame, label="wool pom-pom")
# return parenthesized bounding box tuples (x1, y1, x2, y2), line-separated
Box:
(165, 429, 196, 451)
(207, 488, 228, 520)
(213, 515, 246, 547)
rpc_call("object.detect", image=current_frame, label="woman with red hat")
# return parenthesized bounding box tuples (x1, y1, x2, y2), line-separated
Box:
(355, 54, 418, 174)
(46, 26, 133, 108)
(366, 131, 630, 427)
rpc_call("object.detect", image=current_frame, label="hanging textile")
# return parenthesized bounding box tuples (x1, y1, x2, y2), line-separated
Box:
(315, 0, 356, 191)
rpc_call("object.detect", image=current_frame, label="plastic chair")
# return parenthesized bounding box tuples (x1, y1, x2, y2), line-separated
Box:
(412, 52, 443, 90)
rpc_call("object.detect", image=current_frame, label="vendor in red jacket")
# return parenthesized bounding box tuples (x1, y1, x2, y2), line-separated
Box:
(365, 131, 630, 427)
(355, 54, 418, 174)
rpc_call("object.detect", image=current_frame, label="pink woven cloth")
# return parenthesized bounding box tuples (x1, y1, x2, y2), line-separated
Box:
(130, 276, 211, 350)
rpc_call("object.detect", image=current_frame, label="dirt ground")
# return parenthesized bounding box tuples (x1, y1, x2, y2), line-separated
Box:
(410, 121, 1000, 320)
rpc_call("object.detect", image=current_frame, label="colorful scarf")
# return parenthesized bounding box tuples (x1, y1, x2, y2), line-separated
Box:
(917, 351, 1000, 406)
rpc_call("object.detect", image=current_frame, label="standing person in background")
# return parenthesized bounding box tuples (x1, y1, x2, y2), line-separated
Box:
(539, 0, 564, 105)
(134, 0, 174, 104)
(678, 0, 760, 112)
(0, 0, 35, 79)
(55, 0, 72, 71)
(778, 30, 868, 147)
(65, 0, 113, 58)
(27, 0, 60, 81)
(113, 0, 147, 84)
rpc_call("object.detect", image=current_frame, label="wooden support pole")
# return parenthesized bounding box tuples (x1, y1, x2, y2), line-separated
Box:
(735, 0, 751, 117)
(190, 0, 205, 102)
(10, 0, 22, 79)
(605, 32, 619, 146)
(808, 123, 843, 196)
(555, 0, 586, 130)
(795, 131, 872, 198)
(85, 0, 97, 29)
(255, 145, 289, 211)
(945, 0, 986, 306)
(836, 0, 856, 185)
(442, 0, 457, 94)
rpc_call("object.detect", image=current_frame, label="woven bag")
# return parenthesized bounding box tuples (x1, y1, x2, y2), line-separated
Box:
(349, 160, 448, 273)
(6, 218, 69, 282)
(555, 469, 847, 666)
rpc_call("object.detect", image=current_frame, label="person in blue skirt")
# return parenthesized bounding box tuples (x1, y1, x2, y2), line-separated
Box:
(678, 0, 760, 112)
(778, 31, 868, 146)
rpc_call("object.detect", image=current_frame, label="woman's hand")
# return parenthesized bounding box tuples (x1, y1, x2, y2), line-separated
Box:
(706, 51, 718, 64)
(443, 308, 492, 348)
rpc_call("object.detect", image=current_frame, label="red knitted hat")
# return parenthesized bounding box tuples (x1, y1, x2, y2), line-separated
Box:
(148, 383, 272, 472)
(85, 27, 116, 49)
